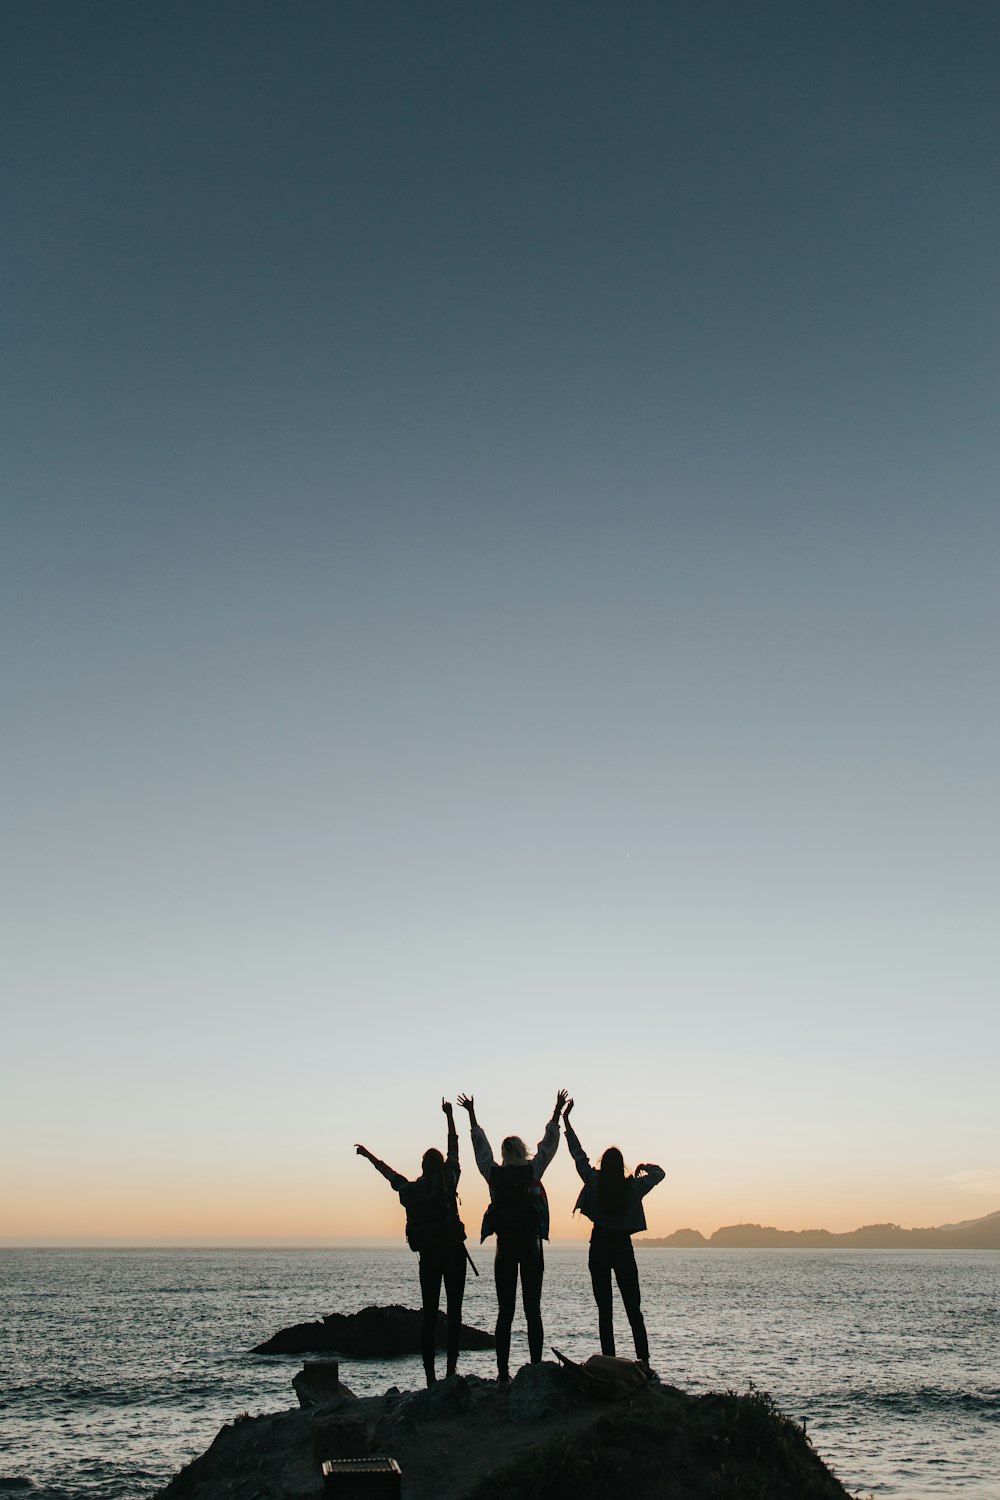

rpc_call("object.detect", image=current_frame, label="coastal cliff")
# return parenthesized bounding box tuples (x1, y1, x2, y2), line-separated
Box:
(639, 1207, 1000, 1249)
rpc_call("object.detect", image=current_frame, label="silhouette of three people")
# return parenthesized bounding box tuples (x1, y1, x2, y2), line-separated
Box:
(357, 1088, 664, 1385)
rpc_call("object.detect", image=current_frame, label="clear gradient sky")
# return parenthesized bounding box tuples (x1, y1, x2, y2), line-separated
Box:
(3, 2, 998, 1245)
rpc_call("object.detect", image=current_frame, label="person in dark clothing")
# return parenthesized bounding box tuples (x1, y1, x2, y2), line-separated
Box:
(457, 1089, 567, 1383)
(355, 1098, 467, 1385)
(563, 1097, 665, 1376)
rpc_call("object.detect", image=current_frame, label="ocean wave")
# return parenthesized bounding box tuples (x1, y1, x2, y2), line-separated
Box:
(865, 1386, 1000, 1419)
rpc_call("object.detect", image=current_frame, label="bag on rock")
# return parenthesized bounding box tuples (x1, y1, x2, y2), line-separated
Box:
(552, 1349, 648, 1400)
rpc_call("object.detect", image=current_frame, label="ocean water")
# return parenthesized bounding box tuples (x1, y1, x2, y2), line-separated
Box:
(1, 1246, 998, 1499)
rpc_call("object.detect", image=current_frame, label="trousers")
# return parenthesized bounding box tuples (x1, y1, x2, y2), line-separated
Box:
(588, 1227, 649, 1362)
(418, 1242, 468, 1382)
(493, 1234, 544, 1376)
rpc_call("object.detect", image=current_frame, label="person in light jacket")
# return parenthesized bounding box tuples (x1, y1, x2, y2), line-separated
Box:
(457, 1089, 567, 1382)
(563, 1097, 664, 1375)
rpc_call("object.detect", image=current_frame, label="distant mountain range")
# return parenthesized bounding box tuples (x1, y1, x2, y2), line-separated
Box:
(637, 1208, 1000, 1249)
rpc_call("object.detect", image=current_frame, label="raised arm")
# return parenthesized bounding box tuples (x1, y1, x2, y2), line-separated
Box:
(533, 1088, 569, 1176)
(355, 1143, 405, 1190)
(442, 1098, 459, 1172)
(457, 1092, 478, 1129)
(458, 1092, 495, 1180)
(633, 1162, 666, 1196)
(562, 1101, 596, 1184)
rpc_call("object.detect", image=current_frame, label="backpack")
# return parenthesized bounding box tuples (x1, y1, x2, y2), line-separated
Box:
(552, 1349, 648, 1400)
(482, 1163, 546, 1241)
(402, 1172, 465, 1254)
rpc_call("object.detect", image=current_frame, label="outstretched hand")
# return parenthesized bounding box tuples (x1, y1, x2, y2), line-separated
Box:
(456, 1092, 478, 1127)
(355, 1143, 371, 1159)
(442, 1097, 454, 1115)
(554, 1088, 569, 1118)
(563, 1097, 574, 1120)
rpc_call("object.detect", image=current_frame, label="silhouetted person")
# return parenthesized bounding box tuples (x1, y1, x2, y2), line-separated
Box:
(355, 1098, 467, 1385)
(563, 1097, 664, 1376)
(457, 1089, 567, 1383)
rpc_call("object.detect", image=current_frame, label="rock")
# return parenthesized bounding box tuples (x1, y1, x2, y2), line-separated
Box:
(156, 1369, 856, 1500)
(384, 1373, 477, 1428)
(252, 1303, 495, 1356)
(308, 1410, 370, 1467)
(292, 1360, 356, 1409)
(466, 1385, 855, 1499)
(506, 1361, 580, 1423)
(157, 1409, 320, 1500)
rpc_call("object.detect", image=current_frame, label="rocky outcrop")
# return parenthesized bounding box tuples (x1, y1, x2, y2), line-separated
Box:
(292, 1360, 352, 1409)
(157, 1362, 855, 1500)
(650, 1227, 708, 1246)
(639, 1207, 1000, 1249)
(251, 1303, 495, 1356)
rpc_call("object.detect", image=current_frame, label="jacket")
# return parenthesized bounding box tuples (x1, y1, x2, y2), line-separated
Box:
(564, 1120, 664, 1235)
(471, 1119, 559, 1242)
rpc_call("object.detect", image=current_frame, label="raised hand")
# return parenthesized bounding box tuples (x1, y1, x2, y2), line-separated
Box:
(456, 1092, 478, 1127)
(554, 1088, 569, 1118)
(355, 1143, 371, 1159)
(564, 1097, 574, 1120)
(442, 1097, 454, 1115)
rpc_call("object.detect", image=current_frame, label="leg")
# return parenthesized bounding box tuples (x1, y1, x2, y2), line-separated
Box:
(611, 1239, 649, 1364)
(588, 1235, 616, 1356)
(418, 1252, 444, 1384)
(493, 1241, 518, 1380)
(442, 1245, 468, 1376)
(519, 1239, 545, 1363)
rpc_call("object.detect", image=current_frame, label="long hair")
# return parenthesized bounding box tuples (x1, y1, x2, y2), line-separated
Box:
(501, 1135, 528, 1166)
(597, 1146, 631, 1217)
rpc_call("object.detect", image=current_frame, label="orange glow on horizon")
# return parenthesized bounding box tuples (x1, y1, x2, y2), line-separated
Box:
(3, 1156, 995, 1246)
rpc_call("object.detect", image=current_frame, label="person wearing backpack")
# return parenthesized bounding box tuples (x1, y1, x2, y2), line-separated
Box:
(563, 1097, 665, 1378)
(457, 1088, 567, 1383)
(355, 1098, 467, 1385)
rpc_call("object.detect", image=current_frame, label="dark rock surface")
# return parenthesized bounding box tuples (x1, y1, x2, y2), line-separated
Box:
(291, 1360, 353, 1409)
(157, 1361, 855, 1500)
(505, 1361, 579, 1424)
(252, 1303, 495, 1356)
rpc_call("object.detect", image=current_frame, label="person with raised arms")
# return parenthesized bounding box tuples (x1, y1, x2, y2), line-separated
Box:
(457, 1088, 567, 1383)
(355, 1098, 467, 1385)
(562, 1096, 665, 1377)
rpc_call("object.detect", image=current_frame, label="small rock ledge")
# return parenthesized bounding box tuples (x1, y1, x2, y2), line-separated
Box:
(251, 1303, 495, 1357)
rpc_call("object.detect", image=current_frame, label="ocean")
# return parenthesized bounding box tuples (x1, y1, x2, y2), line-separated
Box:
(1, 1246, 997, 1499)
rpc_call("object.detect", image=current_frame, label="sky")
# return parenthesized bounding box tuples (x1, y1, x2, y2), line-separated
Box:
(2, 1, 998, 1246)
